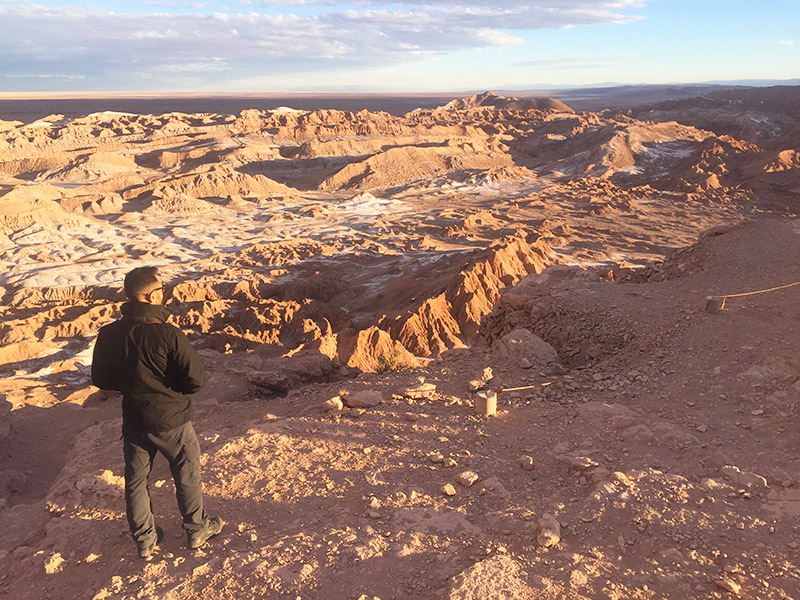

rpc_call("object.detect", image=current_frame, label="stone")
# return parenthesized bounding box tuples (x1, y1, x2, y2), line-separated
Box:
(720, 465, 768, 488)
(468, 380, 485, 392)
(402, 382, 437, 399)
(442, 483, 457, 496)
(495, 328, 560, 367)
(322, 396, 344, 412)
(537, 513, 561, 547)
(341, 390, 383, 408)
(403, 412, 418, 422)
(519, 455, 534, 471)
(559, 454, 599, 471)
(714, 577, 742, 595)
(456, 471, 479, 487)
(695, 424, 709, 433)
(44, 552, 65, 574)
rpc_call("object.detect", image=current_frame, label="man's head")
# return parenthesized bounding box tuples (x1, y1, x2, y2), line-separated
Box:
(124, 266, 164, 304)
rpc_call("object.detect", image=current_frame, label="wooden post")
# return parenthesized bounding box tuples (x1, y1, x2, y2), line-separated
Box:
(704, 296, 725, 314)
(475, 390, 497, 416)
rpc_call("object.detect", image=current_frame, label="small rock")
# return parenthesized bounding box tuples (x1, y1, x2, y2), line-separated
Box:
(444, 458, 457, 468)
(536, 514, 561, 547)
(696, 424, 709, 433)
(519, 455, 535, 471)
(751, 408, 765, 416)
(559, 455, 599, 471)
(322, 396, 344, 412)
(442, 483, 457, 496)
(44, 552, 65, 574)
(349, 408, 365, 418)
(715, 576, 742, 595)
(429, 454, 445, 464)
(720, 465, 768, 488)
(367, 510, 382, 519)
(455, 471, 479, 487)
(552, 363, 567, 375)
(468, 380, 486, 392)
(402, 382, 437, 399)
(403, 412, 418, 422)
(342, 390, 383, 408)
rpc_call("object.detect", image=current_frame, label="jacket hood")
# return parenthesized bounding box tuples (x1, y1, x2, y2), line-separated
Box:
(121, 302, 172, 323)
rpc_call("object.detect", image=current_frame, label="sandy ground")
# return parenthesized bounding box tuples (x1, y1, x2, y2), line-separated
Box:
(1, 89, 800, 599)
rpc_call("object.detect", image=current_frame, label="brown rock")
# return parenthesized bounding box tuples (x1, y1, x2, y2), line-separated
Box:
(536, 513, 561, 547)
(341, 390, 383, 408)
(442, 483, 457, 496)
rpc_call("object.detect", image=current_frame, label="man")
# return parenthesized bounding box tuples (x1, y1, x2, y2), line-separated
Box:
(92, 266, 223, 559)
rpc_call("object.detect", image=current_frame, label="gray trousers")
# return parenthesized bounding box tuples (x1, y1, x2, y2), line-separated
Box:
(123, 421, 207, 545)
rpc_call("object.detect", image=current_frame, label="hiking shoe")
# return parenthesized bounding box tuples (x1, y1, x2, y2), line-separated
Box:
(138, 525, 164, 560)
(188, 516, 224, 549)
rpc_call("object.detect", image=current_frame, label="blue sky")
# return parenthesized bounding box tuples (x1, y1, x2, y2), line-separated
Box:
(0, 0, 797, 92)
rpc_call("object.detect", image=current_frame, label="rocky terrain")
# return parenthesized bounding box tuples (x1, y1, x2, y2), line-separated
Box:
(1, 87, 800, 599)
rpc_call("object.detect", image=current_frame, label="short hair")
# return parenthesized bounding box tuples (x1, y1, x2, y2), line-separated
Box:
(124, 266, 160, 300)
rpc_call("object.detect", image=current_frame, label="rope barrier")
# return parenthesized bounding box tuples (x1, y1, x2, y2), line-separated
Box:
(717, 280, 800, 299)
(497, 383, 551, 393)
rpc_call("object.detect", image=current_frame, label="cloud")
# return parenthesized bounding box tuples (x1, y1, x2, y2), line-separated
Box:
(0, 1, 646, 90)
(4, 73, 87, 79)
(775, 39, 795, 46)
(516, 57, 620, 70)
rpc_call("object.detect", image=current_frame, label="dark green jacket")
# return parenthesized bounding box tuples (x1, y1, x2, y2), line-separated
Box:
(92, 302, 206, 432)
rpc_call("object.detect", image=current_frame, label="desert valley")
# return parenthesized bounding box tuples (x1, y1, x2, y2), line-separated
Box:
(1, 86, 800, 599)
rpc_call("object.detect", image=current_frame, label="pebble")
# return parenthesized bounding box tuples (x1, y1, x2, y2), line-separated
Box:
(322, 396, 344, 412)
(402, 382, 437, 399)
(519, 455, 535, 471)
(536, 514, 561, 547)
(455, 471, 479, 487)
(342, 390, 383, 408)
(751, 408, 765, 416)
(441, 483, 457, 496)
(696, 424, 709, 433)
(468, 380, 486, 392)
(403, 412, 418, 422)
(714, 577, 742, 595)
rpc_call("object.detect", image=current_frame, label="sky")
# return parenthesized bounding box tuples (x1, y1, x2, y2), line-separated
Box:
(0, 0, 798, 93)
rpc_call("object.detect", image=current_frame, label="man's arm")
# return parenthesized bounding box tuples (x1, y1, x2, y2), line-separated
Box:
(168, 329, 206, 394)
(91, 328, 121, 391)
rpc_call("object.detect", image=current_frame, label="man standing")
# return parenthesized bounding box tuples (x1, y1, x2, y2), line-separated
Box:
(92, 266, 223, 559)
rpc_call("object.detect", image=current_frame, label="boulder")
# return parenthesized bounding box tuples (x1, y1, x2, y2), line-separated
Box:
(495, 328, 559, 367)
